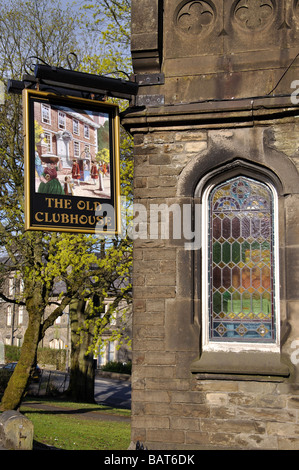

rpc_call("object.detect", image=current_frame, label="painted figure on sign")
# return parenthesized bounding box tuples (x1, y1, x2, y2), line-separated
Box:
(72, 159, 81, 185)
(37, 157, 64, 195)
(91, 161, 99, 184)
(64, 176, 74, 196)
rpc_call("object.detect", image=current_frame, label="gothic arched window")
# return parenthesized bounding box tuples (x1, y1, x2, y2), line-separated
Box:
(203, 176, 279, 348)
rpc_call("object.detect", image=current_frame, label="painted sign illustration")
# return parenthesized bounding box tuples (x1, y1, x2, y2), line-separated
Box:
(23, 89, 120, 234)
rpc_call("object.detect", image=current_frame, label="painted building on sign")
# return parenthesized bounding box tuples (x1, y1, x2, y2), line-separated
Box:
(122, 0, 299, 450)
(24, 91, 117, 233)
(34, 101, 104, 180)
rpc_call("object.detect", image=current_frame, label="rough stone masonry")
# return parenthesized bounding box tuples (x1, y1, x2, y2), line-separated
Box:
(122, 0, 299, 450)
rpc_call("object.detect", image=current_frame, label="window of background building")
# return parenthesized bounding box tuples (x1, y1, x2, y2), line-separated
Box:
(73, 118, 79, 135)
(44, 132, 52, 153)
(108, 341, 115, 362)
(6, 305, 12, 326)
(18, 306, 24, 326)
(41, 103, 51, 124)
(49, 338, 64, 349)
(58, 111, 66, 129)
(84, 124, 89, 139)
(8, 278, 14, 296)
(74, 141, 80, 157)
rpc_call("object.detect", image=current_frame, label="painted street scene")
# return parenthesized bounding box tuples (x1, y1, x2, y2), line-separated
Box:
(34, 101, 111, 199)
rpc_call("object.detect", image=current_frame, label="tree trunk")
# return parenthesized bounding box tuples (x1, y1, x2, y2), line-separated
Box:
(67, 298, 95, 403)
(0, 309, 42, 411)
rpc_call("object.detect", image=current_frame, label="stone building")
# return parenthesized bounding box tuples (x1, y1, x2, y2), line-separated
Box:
(122, 0, 299, 450)
(0, 274, 70, 350)
(0, 271, 132, 368)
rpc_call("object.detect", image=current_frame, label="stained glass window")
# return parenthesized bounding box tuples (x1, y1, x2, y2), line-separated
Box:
(208, 176, 276, 343)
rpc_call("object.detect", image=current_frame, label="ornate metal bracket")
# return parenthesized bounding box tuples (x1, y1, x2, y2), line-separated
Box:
(8, 53, 139, 102)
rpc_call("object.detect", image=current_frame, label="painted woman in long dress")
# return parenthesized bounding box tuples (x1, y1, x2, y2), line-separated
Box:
(38, 159, 64, 195)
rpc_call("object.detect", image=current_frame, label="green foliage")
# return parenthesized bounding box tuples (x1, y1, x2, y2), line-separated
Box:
(21, 400, 131, 450)
(4, 345, 66, 370)
(0, 0, 80, 79)
(97, 120, 110, 150)
(0, 0, 134, 409)
(101, 360, 131, 374)
(37, 347, 66, 371)
(80, 0, 132, 77)
(4, 345, 22, 362)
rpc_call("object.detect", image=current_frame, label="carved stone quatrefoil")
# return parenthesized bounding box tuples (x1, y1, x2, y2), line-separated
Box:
(234, 0, 276, 31)
(176, 1, 216, 35)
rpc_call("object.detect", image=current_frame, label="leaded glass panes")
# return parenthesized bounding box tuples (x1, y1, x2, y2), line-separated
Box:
(208, 176, 276, 342)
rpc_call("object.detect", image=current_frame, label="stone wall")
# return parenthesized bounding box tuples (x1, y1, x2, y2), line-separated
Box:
(124, 0, 299, 450)
(122, 118, 299, 450)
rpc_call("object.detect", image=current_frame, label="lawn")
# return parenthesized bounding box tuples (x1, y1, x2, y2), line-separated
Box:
(19, 399, 131, 450)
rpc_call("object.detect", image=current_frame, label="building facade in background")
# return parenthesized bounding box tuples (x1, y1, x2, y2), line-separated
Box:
(0, 272, 131, 368)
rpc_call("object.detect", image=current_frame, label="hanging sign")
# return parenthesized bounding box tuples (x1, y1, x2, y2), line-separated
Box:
(23, 89, 121, 235)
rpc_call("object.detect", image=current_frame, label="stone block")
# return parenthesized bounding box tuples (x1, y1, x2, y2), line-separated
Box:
(147, 429, 185, 444)
(286, 247, 299, 300)
(146, 351, 176, 366)
(148, 154, 171, 166)
(180, 403, 210, 419)
(146, 299, 165, 312)
(165, 299, 199, 352)
(0, 411, 33, 450)
(210, 406, 236, 420)
(266, 422, 299, 437)
(132, 416, 169, 429)
(184, 141, 208, 153)
(170, 416, 199, 431)
(133, 389, 170, 404)
(171, 390, 205, 405)
(278, 437, 299, 450)
(185, 431, 210, 447)
(287, 397, 299, 409)
(146, 273, 176, 286)
(206, 392, 228, 406)
(236, 406, 296, 423)
(141, 365, 175, 379)
(201, 418, 265, 435)
(285, 196, 299, 246)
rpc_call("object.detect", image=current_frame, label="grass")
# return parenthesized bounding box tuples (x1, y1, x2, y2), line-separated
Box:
(19, 398, 131, 450)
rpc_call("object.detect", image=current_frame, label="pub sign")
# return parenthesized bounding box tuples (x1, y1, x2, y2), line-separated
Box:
(23, 89, 121, 235)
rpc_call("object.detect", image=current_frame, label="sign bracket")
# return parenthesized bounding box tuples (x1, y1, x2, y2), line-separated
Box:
(8, 64, 139, 102)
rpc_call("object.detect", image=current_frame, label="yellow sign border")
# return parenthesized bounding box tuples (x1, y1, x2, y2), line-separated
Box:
(23, 88, 121, 235)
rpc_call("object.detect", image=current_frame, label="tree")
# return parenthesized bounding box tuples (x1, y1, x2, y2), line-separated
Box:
(0, 0, 133, 410)
(81, 0, 131, 77)
(0, 0, 80, 80)
(0, 0, 99, 410)
(62, 0, 134, 402)
(67, 298, 96, 403)
(0, 0, 78, 410)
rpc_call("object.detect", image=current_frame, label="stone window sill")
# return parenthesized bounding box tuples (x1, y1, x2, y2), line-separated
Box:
(190, 351, 290, 381)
